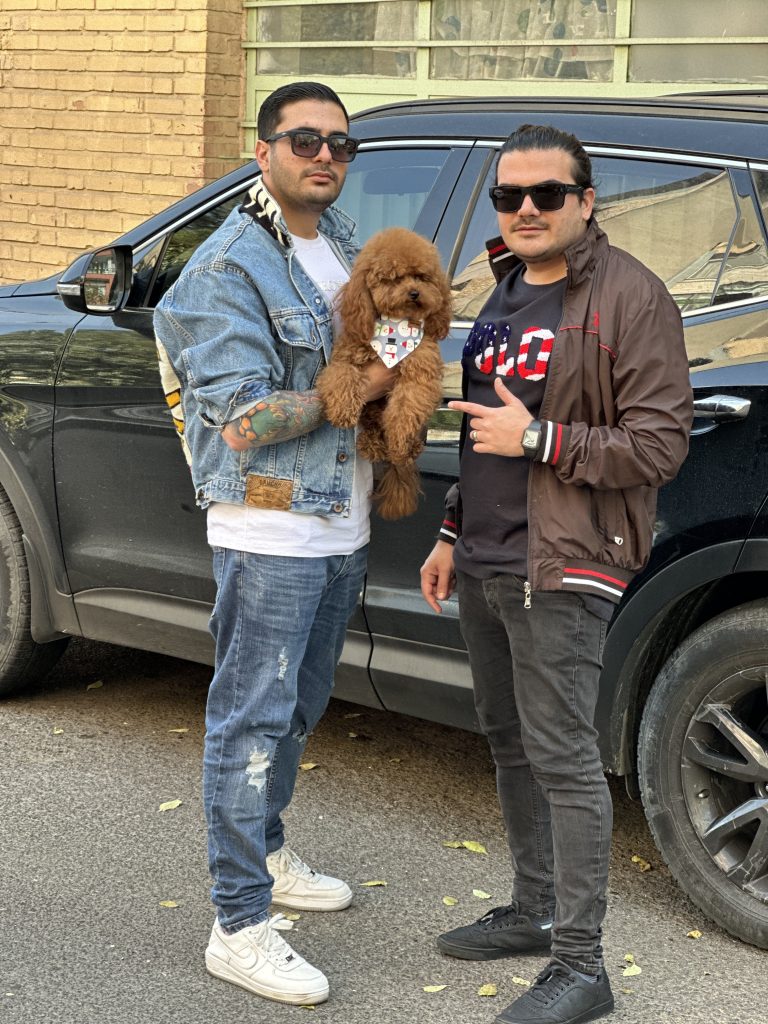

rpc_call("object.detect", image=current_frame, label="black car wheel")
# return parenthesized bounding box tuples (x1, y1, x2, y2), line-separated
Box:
(0, 486, 68, 697)
(638, 600, 768, 947)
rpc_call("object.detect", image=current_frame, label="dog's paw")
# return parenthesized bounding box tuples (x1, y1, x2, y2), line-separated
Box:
(326, 406, 360, 429)
(317, 366, 366, 427)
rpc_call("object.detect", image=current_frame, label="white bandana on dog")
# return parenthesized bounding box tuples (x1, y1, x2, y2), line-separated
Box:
(370, 318, 424, 368)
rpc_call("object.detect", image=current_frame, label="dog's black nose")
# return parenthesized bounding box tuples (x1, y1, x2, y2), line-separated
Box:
(408, 289, 420, 301)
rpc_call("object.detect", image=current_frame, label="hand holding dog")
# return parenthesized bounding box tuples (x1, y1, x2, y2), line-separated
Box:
(449, 377, 532, 457)
(361, 360, 398, 404)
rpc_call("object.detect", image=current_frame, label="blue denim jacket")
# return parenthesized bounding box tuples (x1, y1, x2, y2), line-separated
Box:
(153, 182, 360, 514)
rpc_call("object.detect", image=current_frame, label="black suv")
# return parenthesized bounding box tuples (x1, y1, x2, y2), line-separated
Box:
(1, 94, 767, 948)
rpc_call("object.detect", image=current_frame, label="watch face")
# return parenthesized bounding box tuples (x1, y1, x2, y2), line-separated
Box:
(523, 429, 538, 449)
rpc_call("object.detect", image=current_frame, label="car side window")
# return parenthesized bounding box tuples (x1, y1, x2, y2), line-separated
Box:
(753, 168, 768, 227)
(592, 159, 768, 313)
(451, 154, 768, 321)
(340, 146, 455, 246)
(128, 237, 165, 307)
(144, 192, 248, 308)
(136, 149, 456, 309)
(711, 175, 768, 308)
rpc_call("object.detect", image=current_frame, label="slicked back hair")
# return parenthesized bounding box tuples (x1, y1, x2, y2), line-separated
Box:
(257, 82, 349, 141)
(495, 124, 594, 189)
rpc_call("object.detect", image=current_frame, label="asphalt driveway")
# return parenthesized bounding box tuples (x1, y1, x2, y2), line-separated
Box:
(1, 639, 765, 1024)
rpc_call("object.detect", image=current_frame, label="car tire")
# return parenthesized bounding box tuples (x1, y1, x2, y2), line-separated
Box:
(638, 600, 768, 947)
(0, 486, 68, 697)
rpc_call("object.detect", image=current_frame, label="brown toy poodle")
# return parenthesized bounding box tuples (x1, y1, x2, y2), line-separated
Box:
(317, 226, 453, 519)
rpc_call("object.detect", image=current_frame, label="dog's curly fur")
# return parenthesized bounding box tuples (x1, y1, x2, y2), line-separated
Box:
(317, 227, 453, 519)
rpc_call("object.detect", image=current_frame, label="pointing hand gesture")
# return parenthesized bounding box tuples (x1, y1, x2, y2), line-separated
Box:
(448, 378, 533, 457)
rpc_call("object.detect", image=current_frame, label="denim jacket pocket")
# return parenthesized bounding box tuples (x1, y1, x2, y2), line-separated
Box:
(273, 311, 323, 351)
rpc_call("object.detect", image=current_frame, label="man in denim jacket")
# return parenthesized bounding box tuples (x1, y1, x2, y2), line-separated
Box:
(154, 81, 392, 1006)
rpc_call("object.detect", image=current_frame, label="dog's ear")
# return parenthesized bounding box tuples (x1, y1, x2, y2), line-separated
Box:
(425, 270, 454, 341)
(339, 270, 378, 341)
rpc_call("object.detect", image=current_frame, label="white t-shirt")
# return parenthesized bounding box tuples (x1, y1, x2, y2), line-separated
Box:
(207, 231, 373, 557)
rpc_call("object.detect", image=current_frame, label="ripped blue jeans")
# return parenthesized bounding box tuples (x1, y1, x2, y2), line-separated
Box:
(204, 544, 368, 932)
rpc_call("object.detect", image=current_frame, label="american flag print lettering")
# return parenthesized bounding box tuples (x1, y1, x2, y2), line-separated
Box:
(466, 321, 555, 381)
(518, 328, 554, 381)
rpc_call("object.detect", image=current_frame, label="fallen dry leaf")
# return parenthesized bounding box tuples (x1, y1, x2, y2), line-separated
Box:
(299, 1005, 316, 1011)
(473, 889, 492, 900)
(168, 728, 188, 734)
(623, 964, 642, 977)
(512, 977, 530, 987)
(631, 854, 652, 872)
(158, 799, 182, 812)
(461, 840, 488, 855)
(442, 896, 458, 906)
(53, 728, 64, 735)
(343, 712, 362, 719)
(86, 680, 103, 690)
(423, 985, 447, 993)
(687, 929, 703, 939)
(624, 953, 635, 963)
(620, 988, 635, 995)
(159, 900, 178, 909)
(360, 880, 387, 887)
(389, 757, 402, 764)
(298, 762, 318, 771)
(283, 912, 301, 921)
(441, 839, 488, 854)
(477, 984, 498, 997)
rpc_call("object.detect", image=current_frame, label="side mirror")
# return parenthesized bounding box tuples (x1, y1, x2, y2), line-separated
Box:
(57, 245, 133, 315)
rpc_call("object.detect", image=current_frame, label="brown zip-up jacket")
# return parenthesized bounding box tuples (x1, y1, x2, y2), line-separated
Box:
(440, 216, 694, 603)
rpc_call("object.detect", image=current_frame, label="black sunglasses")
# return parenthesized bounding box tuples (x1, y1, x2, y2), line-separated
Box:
(489, 183, 585, 213)
(265, 129, 360, 163)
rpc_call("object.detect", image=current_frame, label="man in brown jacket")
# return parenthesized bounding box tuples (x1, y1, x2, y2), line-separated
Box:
(420, 124, 692, 1024)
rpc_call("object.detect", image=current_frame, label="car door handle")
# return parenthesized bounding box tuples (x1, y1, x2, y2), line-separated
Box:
(692, 394, 751, 422)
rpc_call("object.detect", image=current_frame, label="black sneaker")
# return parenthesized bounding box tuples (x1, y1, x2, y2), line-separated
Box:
(495, 958, 614, 1024)
(436, 903, 553, 961)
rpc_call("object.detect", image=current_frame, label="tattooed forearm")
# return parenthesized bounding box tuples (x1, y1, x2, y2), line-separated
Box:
(225, 389, 326, 449)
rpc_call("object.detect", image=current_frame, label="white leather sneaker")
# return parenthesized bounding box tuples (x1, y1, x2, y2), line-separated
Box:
(205, 915, 329, 1005)
(267, 846, 353, 911)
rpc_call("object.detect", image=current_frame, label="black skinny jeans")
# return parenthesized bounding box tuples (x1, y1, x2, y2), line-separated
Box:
(456, 570, 613, 973)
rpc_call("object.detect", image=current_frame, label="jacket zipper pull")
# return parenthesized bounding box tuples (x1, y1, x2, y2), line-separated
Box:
(523, 581, 532, 610)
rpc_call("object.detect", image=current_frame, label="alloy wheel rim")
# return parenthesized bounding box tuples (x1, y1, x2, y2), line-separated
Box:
(681, 664, 768, 900)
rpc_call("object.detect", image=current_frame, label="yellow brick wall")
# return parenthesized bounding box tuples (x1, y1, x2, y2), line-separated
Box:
(0, 0, 244, 284)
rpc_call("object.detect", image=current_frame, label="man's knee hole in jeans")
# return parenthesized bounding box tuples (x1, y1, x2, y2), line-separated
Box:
(245, 748, 271, 791)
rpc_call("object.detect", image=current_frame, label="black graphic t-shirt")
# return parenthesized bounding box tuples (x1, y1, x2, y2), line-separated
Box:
(454, 266, 566, 579)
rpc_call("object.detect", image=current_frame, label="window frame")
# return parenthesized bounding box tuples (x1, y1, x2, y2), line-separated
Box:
(242, 0, 768, 155)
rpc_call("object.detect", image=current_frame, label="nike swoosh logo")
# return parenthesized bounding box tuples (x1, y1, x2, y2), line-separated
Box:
(229, 947, 262, 971)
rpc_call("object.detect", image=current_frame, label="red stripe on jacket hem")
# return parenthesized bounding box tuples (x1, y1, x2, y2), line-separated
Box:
(563, 567, 628, 589)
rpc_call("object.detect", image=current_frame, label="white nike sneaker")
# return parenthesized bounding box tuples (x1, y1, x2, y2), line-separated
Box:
(205, 915, 329, 1005)
(267, 846, 353, 911)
